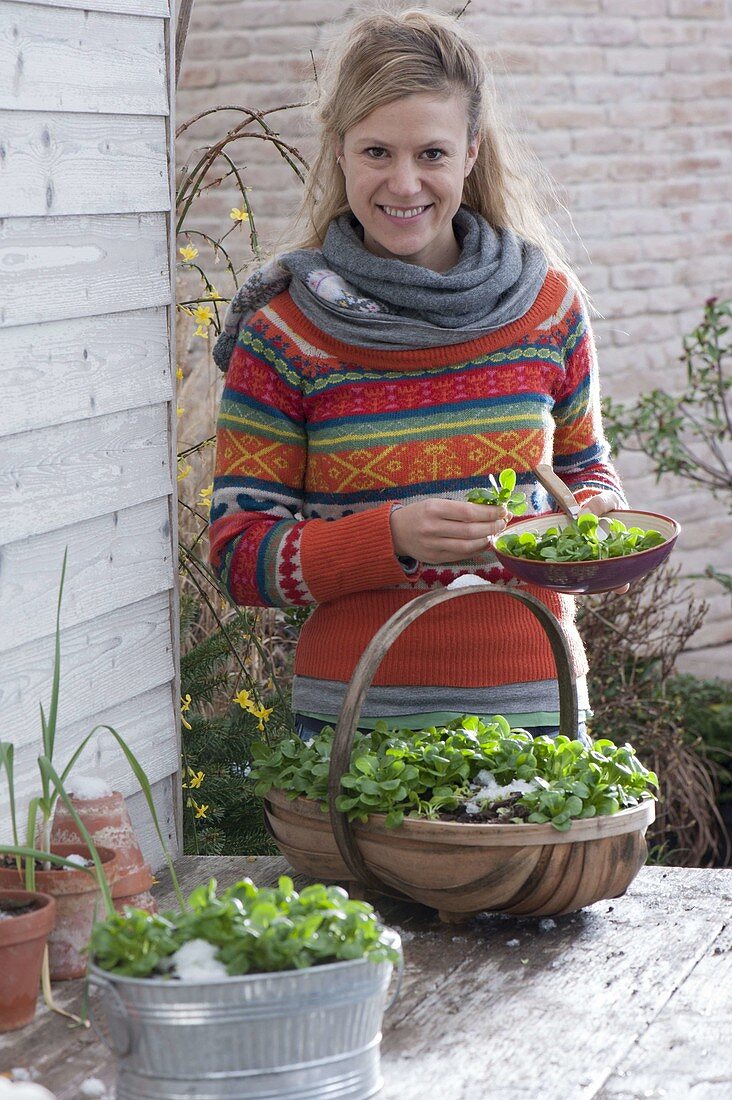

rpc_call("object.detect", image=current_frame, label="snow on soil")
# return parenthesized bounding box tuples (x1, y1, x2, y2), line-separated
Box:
(61, 853, 90, 870)
(463, 768, 540, 815)
(171, 939, 228, 981)
(67, 775, 113, 799)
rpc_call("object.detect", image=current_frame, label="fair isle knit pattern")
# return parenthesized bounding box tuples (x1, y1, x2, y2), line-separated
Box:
(210, 269, 625, 693)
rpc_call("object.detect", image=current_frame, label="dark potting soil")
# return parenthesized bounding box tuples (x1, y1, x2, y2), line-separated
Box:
(0, 897, 43, 917)
(0, 855, 91, 872)
(439, 794, 532, 825)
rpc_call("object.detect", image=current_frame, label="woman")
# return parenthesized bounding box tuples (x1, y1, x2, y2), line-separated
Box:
(209, 8, 626, 743)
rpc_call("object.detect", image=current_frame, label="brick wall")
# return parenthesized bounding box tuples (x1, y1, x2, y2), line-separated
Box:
(177, 0, 732, 677)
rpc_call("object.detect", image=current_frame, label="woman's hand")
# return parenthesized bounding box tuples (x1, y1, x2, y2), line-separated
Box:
(581, 490, 624, 517)
(390, 498, 508, 564)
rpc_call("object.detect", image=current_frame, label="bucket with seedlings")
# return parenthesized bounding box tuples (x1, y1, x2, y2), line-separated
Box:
(87, 876, 401, 1100)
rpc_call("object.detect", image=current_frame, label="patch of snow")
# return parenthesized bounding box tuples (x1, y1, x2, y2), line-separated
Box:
(67, 775, 113, 799)
(79, 1079, 107, 1098)
(506, 938, 520, 947)
(538, 918, 557, 932)
(10, 1071, 31, 1082)
(62, 853, 90, 870)
(389, 926, 415, 943)
(465, 768, 540, 809)
(0, 1081, 58, 1100)
(446, 574, 485, 590)
(171, 939, 228, 981)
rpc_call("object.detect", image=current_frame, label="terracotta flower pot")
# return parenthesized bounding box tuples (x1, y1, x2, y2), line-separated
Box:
(265, 584, 655, 922)
(0, 889, 56, 1031)
(0, 844, 118, 980)
(51, 791, 156, 914)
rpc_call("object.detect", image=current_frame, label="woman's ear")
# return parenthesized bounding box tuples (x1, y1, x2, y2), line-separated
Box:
(465, 136, 481, 178)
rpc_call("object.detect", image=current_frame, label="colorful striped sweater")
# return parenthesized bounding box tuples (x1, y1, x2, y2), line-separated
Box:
(209, 268, 625, 718)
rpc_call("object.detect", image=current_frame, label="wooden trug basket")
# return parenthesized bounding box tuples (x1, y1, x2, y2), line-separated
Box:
(265, 583, 654, 922)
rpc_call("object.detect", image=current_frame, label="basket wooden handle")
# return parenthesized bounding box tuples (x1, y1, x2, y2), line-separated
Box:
(328, 582, 579, 890)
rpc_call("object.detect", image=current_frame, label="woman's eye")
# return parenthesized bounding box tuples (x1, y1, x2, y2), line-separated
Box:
(365, 147, 388, 159)
(421, 148, 445, 161)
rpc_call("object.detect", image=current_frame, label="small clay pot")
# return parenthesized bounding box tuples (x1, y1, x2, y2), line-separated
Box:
(0, 889, 56, 1031)
(0, 844, 118, 980)
(51, 791, 156, 915)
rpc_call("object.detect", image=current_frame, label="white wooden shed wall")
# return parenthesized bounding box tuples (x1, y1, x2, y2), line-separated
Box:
(0, 0, 180, 866)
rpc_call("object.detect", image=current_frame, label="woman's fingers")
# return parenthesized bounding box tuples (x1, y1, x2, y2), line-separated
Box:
(390, 498, 509, 562)
(583, 490, 624, 517)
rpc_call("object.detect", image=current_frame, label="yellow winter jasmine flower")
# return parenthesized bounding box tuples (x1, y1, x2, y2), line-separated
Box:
(180, 693, 193, 731)
(188, 769, 205, 789)
(230, 207, 250, 223)
(233, 688, 253, 710)
(207, 287, 223, 300)
(176, 366, 184, 382)
(199, 484, 213, 512)
(177, 404, 185, 417)
(253, 704, 273, 732)
(194, 803, 209, 819)
(192, 305, 214, 326)
(177, 459, 192, 482)
(179, 244, 199, 263)
(193, 325, 209, 339)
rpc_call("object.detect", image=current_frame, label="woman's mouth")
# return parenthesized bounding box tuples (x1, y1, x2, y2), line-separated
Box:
(378, 204, 431, 222)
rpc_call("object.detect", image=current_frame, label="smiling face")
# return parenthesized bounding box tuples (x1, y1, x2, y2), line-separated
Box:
(338, 93, 480, 273)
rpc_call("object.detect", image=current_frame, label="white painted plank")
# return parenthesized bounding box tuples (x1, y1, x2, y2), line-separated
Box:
(127, 774, 179, 869)
(0, 2, 168, 115)
(0, 308, 172, 438)
(0, 213, 170, 328)
(3, 683, 178, 824)
(0, 497, 174, 651)
(0, 112, 169, 218)
(0, 404, 172, 542)
(10, 0, 169, 17)
(0, 589, 176, 746)
(2, 688, 180, 869)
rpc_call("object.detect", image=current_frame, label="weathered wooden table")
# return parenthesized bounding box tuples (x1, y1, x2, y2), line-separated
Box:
(1, 857, 730, 1099)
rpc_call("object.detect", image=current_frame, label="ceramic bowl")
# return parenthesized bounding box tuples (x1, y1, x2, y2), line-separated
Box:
(492, 509, 680, 594)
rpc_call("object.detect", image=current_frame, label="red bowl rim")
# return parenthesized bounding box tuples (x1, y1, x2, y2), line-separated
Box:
(493, 508, 680, 570)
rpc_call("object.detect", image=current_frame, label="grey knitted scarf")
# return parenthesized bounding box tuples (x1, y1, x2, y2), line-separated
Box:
(213, 207, 548, 370)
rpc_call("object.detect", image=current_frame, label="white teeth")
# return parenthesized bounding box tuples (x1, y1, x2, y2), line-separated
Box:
(382, 205, 426, 219)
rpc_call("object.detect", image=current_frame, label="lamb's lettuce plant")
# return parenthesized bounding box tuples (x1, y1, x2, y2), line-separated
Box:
(90, 876, 400, 978)
(496, 513, 666, 563)
(250, 716, 657, 832)
(466, 468, 528, 515)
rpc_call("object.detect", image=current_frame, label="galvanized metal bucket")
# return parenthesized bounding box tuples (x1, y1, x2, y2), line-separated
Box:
(87, 928, 401, 1100)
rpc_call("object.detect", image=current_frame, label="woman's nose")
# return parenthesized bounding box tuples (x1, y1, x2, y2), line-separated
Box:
(386, 158, 422, 197)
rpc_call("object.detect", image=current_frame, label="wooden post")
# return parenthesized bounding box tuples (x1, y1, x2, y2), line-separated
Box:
(175, 0, 195, 86)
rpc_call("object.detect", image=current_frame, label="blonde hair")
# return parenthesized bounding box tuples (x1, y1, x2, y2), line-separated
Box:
(285, 6, 580, 290)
